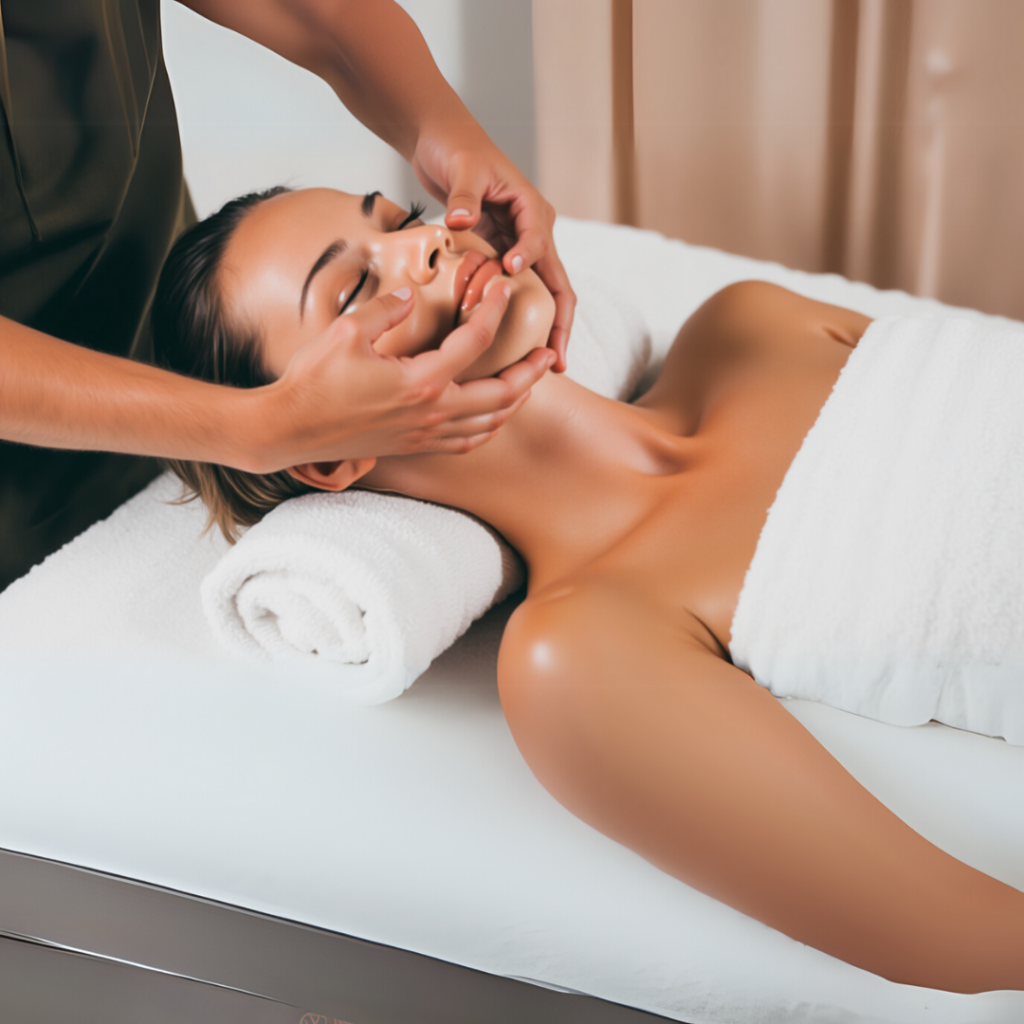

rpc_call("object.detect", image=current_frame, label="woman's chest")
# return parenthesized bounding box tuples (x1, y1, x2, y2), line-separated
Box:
(596, 349, 854, 654)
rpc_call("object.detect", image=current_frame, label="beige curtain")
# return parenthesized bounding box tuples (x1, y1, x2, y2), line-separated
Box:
(533, 0, 1024, 320)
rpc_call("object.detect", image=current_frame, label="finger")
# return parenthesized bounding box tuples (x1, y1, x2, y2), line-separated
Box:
(468, 210, 512, 256)
(546, 325, 570, 372)
(494, 345, 557, 394)
(336, 288, 415, 349)
(497, 188, 551, 272)
(411, 163, 449, 206)
(502, 220, 548, 277)
(444, 161, 490, 232)
(422, 430, 501, 455)
(431, 346, 553, 421)
(431, 389, 533, 438)
(546, 287, 574, 372)
(406, 282, 512, 391)
(530, 253, 576, 373)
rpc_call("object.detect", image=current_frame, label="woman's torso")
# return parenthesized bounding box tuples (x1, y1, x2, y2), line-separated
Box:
(539, 281, 872, 657)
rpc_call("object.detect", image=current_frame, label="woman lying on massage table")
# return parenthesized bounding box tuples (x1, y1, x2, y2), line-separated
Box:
(152, 186, 1024, 994)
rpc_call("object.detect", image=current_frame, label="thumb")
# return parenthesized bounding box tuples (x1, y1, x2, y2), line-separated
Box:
(329, 287, 415, 354)
(444, 165, 488, 231)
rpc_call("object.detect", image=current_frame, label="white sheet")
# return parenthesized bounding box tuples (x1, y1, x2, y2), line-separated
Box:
(2, 218, 1023, 1024)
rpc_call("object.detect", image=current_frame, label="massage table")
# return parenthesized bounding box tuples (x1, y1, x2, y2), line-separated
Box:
(1, 218, 1022, 1024)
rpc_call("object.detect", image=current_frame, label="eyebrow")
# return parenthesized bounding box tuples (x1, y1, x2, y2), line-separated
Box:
(298, 192, 382, 319)
(299, 240, 347, 320)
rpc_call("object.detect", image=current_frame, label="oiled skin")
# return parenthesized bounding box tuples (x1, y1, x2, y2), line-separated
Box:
(209, 181, 1024, 991)
(487, 283, 1024, 993)
(361, 279, 1024, 991)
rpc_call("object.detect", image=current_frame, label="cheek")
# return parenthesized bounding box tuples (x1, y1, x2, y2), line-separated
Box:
(371, 302, 451, 358)
(453, 285, 556, 383)
(495, 283, 556, 352)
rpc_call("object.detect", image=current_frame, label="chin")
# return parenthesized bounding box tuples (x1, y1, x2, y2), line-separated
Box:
(455, 277, 556, 383)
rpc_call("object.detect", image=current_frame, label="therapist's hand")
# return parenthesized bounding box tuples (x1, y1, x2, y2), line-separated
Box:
(412, 131, 576, 374)
(253, 283, 555, 475)
(183, 0, 575, 370)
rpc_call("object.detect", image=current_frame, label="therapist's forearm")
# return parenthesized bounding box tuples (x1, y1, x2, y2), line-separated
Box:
(302, 0, 485, 159)
(181, 0, 488, 160)
(0, 315, 261, 470)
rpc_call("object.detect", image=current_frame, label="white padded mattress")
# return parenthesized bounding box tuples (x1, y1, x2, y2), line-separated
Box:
(1, 218, 1023, 1023)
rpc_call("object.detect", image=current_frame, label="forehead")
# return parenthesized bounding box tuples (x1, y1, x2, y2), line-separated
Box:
(219, 188, 369, 315)
(228, 188, 363, 257)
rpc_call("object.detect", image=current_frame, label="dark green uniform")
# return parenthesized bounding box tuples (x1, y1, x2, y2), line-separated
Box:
(0, 0, 193, 590)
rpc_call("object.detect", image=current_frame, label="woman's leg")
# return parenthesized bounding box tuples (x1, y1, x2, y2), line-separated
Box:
(498, 583, 1024, 992)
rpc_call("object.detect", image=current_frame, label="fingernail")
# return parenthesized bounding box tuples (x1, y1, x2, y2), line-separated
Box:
(501, 282, 512, 299)
(511, 255, 524, 274)
(450, 208, 472, 219)
(391, 287, 412, 301)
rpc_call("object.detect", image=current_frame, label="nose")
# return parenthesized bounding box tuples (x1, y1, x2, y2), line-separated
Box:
(392, 223, 453, 285)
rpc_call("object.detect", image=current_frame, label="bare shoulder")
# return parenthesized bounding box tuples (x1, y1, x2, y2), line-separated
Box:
(686, 281, 871, 349)
(497, 576, 730, 710)
(635, 280, 872, 423)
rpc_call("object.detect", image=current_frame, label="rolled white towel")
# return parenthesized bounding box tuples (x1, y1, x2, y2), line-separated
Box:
(202, 275, 650, 702)
(201, 490, 522, 703)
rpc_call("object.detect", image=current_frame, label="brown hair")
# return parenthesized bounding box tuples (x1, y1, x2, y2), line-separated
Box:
(151, 186, 311, 542)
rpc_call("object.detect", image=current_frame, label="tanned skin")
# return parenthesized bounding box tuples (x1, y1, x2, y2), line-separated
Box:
(227, 188, 1024, 992)
(496, 285, 1024, 993)
(1, 0, 572, 472)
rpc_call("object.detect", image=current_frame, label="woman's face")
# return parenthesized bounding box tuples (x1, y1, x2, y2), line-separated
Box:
(219, 188, 556, 381)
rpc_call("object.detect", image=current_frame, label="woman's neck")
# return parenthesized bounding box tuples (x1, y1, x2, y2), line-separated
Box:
(361, 373, 687, 587)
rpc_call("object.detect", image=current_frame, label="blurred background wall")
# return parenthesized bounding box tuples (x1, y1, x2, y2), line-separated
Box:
(162, 0, 536, 219)
(534, 0, 1024, 321)
(165, 0, 1024, 322)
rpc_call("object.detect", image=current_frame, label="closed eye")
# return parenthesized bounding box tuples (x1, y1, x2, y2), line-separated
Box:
(339, 270, 369, 316)
(394, 201, 426, 231)
(338, 202, 425, 316)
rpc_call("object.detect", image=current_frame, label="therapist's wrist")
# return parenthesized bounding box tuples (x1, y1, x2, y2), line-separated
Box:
(223, 385, 295, 476)
(413, 116, 493, 172)
(227, 379, 366, 477)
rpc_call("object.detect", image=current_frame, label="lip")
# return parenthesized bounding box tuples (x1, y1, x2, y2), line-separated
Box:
(452, 251, 488, 319)
(452, 252, 507, 329)
(461, 257, 505, 313)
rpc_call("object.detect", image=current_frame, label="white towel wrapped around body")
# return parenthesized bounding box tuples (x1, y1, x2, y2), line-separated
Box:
(729, 315, 1024, 744)
(202, 275, 650, 703)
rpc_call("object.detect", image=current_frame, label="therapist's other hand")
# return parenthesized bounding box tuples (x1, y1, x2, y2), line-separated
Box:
(255, 284, 555, 475)
(183, 1, 574, 370)
(412, 134, 575, 374)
